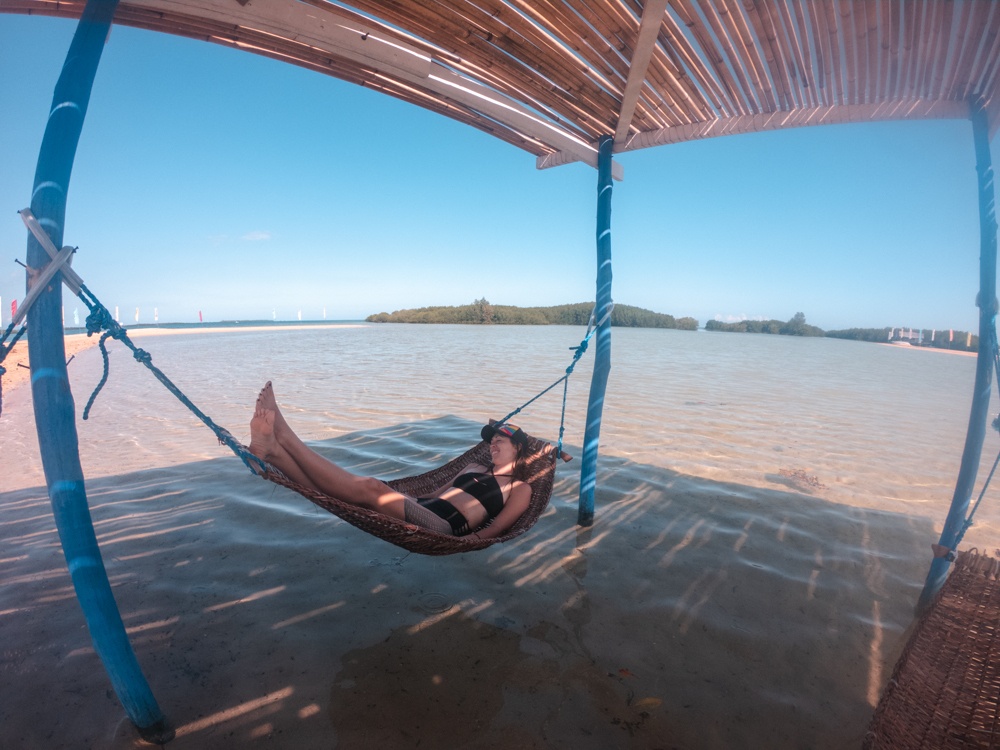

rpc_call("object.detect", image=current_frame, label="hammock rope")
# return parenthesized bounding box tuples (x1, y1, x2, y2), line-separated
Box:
(7, 211, 576, 554)
(0, 321, 27, 417)
(496, 301, 614, 457)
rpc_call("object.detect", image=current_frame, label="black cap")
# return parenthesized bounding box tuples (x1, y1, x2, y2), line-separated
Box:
(481, 422, 528, 447)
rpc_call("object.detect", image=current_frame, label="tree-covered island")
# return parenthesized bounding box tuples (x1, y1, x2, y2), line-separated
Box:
(367, 299, 698, 329)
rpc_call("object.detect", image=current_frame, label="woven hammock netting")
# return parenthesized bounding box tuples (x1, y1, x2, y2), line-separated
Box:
(254, 433, 558, 556)
(865, 550, 1000, 749)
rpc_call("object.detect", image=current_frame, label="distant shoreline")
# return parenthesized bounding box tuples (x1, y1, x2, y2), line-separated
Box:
(879, 341, 975, 357)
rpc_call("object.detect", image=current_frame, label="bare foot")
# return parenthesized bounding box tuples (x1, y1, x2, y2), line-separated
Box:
(257, 381, 292, 439)
(248, 403, 279, 462)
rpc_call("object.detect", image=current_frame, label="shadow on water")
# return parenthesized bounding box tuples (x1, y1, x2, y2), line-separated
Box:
(0, 416, 936, 749)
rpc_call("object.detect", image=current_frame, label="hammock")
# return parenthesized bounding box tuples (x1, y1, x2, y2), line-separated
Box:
(254, 433, 558, 555)
(864, 550, 1000, 749)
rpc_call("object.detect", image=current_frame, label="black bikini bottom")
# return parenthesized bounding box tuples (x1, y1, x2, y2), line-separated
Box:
(417, 497, 471, 536)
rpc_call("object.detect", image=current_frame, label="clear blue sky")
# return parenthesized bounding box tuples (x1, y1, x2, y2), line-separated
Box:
(2, 14, 997, 331)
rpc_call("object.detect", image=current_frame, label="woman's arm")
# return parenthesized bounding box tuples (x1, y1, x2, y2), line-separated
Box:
(472, 483, 532, 540)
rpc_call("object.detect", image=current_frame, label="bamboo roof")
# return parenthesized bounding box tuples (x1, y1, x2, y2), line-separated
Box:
(4, 0, 999, 176)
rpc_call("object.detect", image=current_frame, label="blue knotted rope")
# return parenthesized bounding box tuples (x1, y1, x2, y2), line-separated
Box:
(71, 285, 267, 475)
(0, 320, 28, 418)
(10, 212, 270, 475)
(497, 301, 614, 456)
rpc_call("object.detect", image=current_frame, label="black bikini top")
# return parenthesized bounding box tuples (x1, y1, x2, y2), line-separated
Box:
(452, 471, 506, 519)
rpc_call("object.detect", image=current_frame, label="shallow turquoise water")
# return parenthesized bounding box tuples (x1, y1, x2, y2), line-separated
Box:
(5, 324, 998, 547)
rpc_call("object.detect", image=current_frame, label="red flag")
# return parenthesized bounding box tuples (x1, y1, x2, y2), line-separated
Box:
(198, 310, 203, 323)
(11, 299, 16, 319)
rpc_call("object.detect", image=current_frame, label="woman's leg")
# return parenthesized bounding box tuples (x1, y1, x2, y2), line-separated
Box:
(249, 385, 407, 520)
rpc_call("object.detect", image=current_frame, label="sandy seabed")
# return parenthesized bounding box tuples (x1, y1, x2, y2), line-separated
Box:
(2, 413, 934, 749)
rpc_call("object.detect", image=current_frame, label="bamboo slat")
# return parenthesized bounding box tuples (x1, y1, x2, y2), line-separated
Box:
(455, 4, 623, 132)
(647, 49, 708, 124)
(776, 0, 815, 109)
(882, 0, 899, 100)
(744, 0, 791, 109)
(903, 2, 930, 99)
(819, 0, 846, 104)
(3, 0, 998, 159)
(859, 0, 879, 102)
(915, 0, 944, 98)
(972, 11, 1000, 106)
(646, 41, 713, 126)
(706, 0, 759, 114)
(764, 0, 797, 108)
(663, 8, 738, 118)
(421, 2, 605, 104)
(950, 1, 994, 101)
(900, 0, 920, 98)
(945, 0, 982, 102)
(805, 0, 830, 106)
(841, 0, 860, 105)
(927, 0, 954, 101)
(674, 0, 747, 114)
(350, 0, 593, 129)
(498, 0, 629, 89)
(722, 0, 777, 110)
(866, 0, 880, 103)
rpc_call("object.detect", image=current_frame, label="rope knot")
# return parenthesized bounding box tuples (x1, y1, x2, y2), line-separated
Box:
(85, 306, 114, 336)
(133, 349, 151, 365)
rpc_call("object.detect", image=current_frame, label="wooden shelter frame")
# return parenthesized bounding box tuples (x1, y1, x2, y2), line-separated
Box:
(3, 0, 999, 741)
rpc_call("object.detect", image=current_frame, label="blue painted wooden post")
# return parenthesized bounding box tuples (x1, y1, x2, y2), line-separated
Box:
(578, 135, 614, 526)
(917, 97, 998, 612)
(26, 0, 172, 740)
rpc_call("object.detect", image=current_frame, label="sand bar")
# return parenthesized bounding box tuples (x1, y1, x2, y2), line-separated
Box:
(1, 324, 364, 395)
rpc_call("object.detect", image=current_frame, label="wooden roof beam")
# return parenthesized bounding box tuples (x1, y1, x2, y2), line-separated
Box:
(535, 143, 625, 179)
(425, 60, 616, 169)
(620, 99, 971, 152)
(613, 0, 669, 146)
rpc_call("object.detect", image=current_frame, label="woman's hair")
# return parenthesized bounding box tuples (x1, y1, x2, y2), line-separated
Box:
(510, 440, 532, 482)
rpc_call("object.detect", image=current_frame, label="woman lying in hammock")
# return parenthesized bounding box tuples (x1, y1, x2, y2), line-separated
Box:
(248, 383, 533, 539)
